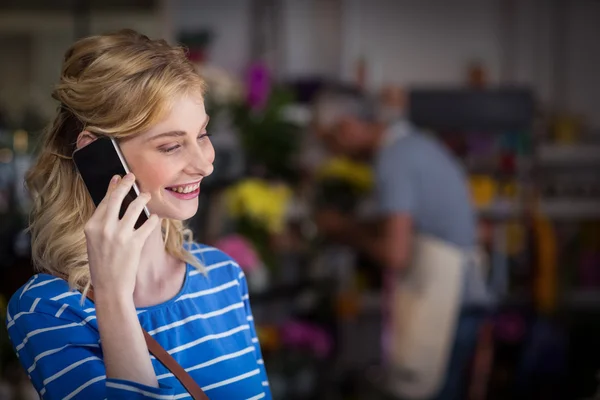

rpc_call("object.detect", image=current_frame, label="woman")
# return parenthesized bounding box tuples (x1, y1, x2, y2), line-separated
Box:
(5, 29, 271, 400)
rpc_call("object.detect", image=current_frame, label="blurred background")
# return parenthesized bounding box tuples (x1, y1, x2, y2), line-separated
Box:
(0, 0, 599, 399)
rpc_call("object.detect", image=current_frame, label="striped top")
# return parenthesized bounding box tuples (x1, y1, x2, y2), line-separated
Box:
(5, 243, 272, 400)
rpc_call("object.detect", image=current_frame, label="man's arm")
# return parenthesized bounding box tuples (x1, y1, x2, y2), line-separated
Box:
(345, 213, 413, 270)
(359, 140, 416, 269)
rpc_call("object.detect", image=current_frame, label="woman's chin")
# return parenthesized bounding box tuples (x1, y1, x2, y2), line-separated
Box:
(147, 206, 198, 222)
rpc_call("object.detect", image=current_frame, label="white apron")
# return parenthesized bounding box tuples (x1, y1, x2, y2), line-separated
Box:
(387, 234, 466, 399)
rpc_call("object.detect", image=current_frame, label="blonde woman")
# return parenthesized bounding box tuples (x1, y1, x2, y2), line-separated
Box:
(5, 29, 271, 400)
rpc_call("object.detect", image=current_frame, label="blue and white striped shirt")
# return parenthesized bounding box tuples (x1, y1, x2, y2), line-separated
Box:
(6, 243, 272, 399)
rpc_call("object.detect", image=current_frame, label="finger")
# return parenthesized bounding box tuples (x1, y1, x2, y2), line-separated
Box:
(106, 174, 122, 197)
(134, 214, 160, 241)
(92, 175, 121, 220)
(120, 192, 151, 229)
(106, 173, 136, 219)
(96, 175, 121, 209)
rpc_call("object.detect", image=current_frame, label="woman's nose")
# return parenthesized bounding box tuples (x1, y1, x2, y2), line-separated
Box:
(187, 145, 214, 177)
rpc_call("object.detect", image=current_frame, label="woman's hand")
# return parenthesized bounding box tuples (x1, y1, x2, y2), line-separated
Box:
(85, 174, 162, 388)
(84, 173, 160, 299)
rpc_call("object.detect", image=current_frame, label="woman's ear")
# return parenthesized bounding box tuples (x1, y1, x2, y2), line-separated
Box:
(76, 131, 97, 150)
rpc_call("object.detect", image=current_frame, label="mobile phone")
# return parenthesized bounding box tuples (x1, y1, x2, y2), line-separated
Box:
(72, 136, 149, 229)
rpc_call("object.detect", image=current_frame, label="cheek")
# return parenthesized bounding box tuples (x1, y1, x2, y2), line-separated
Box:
(127, 155, 174, 192)
(136, 165, 172, 192)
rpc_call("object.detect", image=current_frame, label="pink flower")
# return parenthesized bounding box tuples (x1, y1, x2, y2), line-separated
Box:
(214, 235, 261, 273)
(280, 320, 333, 359)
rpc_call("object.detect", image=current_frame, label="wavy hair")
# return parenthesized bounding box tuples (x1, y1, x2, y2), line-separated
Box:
(26, 29, 207, 293)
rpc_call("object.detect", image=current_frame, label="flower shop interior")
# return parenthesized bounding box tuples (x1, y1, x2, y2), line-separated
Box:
(1, 0, 600, 399)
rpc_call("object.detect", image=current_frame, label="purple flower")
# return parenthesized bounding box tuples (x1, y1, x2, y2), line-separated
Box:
(246, 62, 271, 110)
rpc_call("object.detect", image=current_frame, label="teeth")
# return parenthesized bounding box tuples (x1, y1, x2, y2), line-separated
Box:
(169, 183, 199, 194)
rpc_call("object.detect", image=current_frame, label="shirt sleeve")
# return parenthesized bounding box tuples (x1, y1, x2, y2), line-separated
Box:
(374, 147, 415, 215)
(7, 295, 176, 400)
(237, 270, 273, 400)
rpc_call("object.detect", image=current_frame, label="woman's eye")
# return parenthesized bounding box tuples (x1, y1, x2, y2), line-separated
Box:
(158, 134, 211, 153)
(159, 144, 181, 153)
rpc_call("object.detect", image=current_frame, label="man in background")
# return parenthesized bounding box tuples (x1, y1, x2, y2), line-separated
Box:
(313, 85, 493, 400)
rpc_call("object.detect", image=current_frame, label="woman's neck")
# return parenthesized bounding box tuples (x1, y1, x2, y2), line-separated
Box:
(133, 220, 186, 307)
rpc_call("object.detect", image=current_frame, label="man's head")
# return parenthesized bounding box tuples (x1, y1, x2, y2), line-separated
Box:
(313, 86, 383, 159)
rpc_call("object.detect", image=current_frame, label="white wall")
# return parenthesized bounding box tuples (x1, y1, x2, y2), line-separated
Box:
(564, 0, 600, 129)
(169, 0, 252, 76)
(168, 0, 341, 79)
(494, 0, 600, 128)
(2, 1, 596, 127)
(148, 0, 600, 129)
(0, 10, 162, 123)
(340, 0, 504, 89)
(280, 0, 342, 79)
(303, 0, 599, 129)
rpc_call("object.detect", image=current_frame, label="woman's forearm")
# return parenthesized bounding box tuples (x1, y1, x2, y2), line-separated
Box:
(94, 292, 158, 388)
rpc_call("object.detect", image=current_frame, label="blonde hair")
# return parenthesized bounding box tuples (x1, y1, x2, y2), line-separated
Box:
(26, 29, 206, 293)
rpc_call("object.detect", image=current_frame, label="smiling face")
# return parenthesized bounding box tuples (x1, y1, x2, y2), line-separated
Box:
(118, 94, 214, 221)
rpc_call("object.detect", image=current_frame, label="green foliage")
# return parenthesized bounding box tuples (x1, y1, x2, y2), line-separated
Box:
(235, 215, 275, 270)
(230, 87, 302, 182)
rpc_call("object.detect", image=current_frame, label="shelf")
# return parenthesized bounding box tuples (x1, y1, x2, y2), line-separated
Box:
(477, 201, 522, 219)
(537, 144, 600, 166)
(540, 199, 600, 219)
(478, 200, 600, 219)
(408, 88, 534, 131)
(565, 290, 600, 309)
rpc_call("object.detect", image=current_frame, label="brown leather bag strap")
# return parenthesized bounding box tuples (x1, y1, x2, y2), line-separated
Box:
(86, 289, 209, 400)
(141, 330, 209, 400)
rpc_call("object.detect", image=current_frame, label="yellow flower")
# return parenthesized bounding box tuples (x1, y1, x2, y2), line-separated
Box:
(224, 179, 293, 234)
(469, 175, 497, 208)
(317, 157, 373, 192)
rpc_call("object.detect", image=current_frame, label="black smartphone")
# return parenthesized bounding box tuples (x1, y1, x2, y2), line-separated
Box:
(73, 136, 149, 229)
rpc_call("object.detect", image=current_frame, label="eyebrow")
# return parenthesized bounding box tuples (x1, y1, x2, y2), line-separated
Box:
(147, 115, 210, 142)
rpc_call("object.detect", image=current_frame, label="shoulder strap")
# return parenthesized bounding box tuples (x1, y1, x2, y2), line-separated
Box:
(86, 289, 209, 400)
